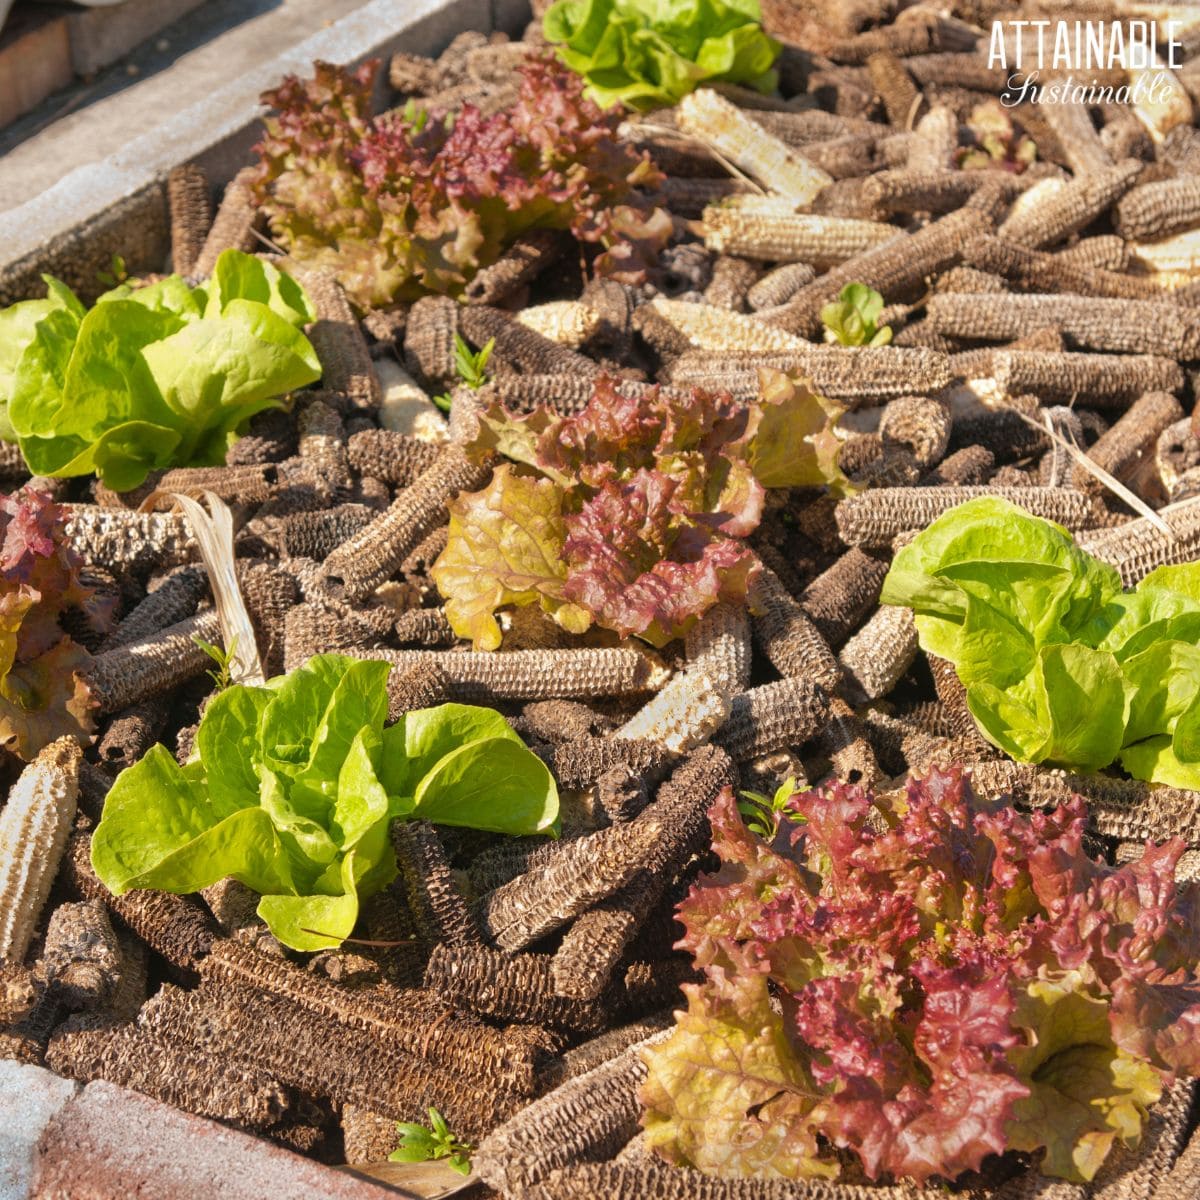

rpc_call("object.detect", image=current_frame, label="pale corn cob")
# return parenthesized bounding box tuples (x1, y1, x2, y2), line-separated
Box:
(988, 350, 1185, 407)
(746, 261, 816, 310)
(645, 298, 818, 356)
(1077, 499, 1200, 586)
(166, 164, 212, 278)
(1127, 228, 1200, 275)
(465, 229, 569, 305)
(683, 603, 751, 695)
(474, 1028, 671, 1196)
(338, 646, 665, 703)
(864, 168, 1015, 214)
(516, 301, 601, 348)
(96, 700, 168, 775)
(926, 293, 1200, 358)
(797, 134, 879, 181)
(88, 610, 220, 715)
(1040, 99, 1111, 177)
(878, 395, 952, 468)
(748, 565, 841, 690)
(1115, 176, 1200, 242)
(612, 671, 731, 754)
(799, 548, 890, 648)
(702, 255, 761, 311)
(403, 295, 459, 390)
(0, 739, 81, 964)
(460, 306, 600, 378)
(476, 819, 663, 952)
(294, 269, 380, 410)
(192, 167, 260, 280)
(101, 565, 207, 650)
(63, 506, 195, 574)
(374, 357, 447, 442)
(906, 105, 959, 173)
(921, 444, 994, 486)
(835, 486, 1102, 548)
(702, 202, 896, 266)
(392, 821, 481, 951)
(677, 89, 832, 203)
(997, 159, 1142, 248)
(867, 51, 923, 128)
(713, 677, 829, 762)
(964, 235, 1174, 301)
(1131, 61, 1193, 144)
(838, 603, 918, 702)
(767, 207, 990, 337)
(1071, 391, 1183, 495)
(319, 446, 493, 601)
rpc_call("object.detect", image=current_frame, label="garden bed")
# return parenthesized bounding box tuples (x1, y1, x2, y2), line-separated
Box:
(3, 1, 1200, 1198)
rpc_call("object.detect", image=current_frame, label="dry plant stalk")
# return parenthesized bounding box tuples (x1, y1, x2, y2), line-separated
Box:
(166, 164, 212, 278)
(192, 167, 260, 280)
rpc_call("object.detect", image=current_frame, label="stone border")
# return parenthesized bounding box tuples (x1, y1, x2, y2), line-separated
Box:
(0, 0, 532, 305)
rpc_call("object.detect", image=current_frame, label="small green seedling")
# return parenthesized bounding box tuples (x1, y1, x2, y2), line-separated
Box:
(192, 634, 238, 692)
(389, 1107, 473, 1176)
(95, 254, 129, 289)
(737, 775, 802, 840)
(819, 283, 892, 348)
(433, 333, 495, 412)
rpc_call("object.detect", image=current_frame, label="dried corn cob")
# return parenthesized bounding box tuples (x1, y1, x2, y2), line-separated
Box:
(656, 176, 752, 219)
(867, 50, 923, 128)
(101, 565, 207, 650)
(39, 901, 123, 1011)
(830, 10, 977, 64)
(0, 739, 81, 964)
(644, 297, 813, 355)
(798, 134, 879, 180)
(927, 292, 1200, 358)
(65, 835, 216, 972)
(63, 506, 195, 574)
(403, 295, 458, 391)
(476, 819, 663, 953)
(683, 603, 751, 695)
(878, 395, 951, 468)
(88, 609, 219, 714)
(319, 446, 493, 601)
(1040, 99, 1111, 177)
(702, 255, 762, 311)
(473, 1028, 671, 1195)
(714, 677, 829, 762)
(702, 202, 895, 266)
(836, 486, 1102, 548)
(192, 167, 259, 280)
(247, 504, 376, 563)
(293, 272, 380, 412)
(927, 653, 998, 758)
(748, 565, 841, 690)
(746, 261, 816, 310)
(166, 164, 211, 278)
(864, 168, 1014, 215)
(517, 301, 601, 348)
(838, 603, 918, 702)
(1077, 499, 1200, 586)
(808, 175, 887, 221)
(465, 229, 569, 305)
(390, 606, 455, 648)
(225, 407, 297, 467)
(906, 104, 959, 173)
(1072, 391, 1183, 495)
(596, 764, 651, 825)
(920, 444, 994, 486)
(1054, 235, 1130, 274)
(342, 1105, 401, 1164)
(612, 671, 730, 755)
(296, 398, 350, 499)
(938, 265, 1008, 294)
(519, 700, 611, 745)
(1115, 176, 1200, 241)
(814, 695, 882, 785)
(200, 877, 260, 934)
(460, 306, 600, 378)
(987, 350, 1185, 408)
(96, 700, 168, 776)
(677, 89, 832, 202)
(544, 1013, 674, 1091)
(550, 736, 671, 791)
(391, 821, 481, 951)
(799, 548, 890, 648)
(997, 158, 1142, 249)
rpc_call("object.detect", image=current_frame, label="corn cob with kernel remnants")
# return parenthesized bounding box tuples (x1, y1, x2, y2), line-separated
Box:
(1077, 499, 1200, 586)
(864, 168, 1016, 215)
(702, 202, 895, 266)
(643, 297, 813, 356)
(1072, 391, 1183, 495)
(39, 900, 125, 1012)
(683, 603, 752, 695)
(997, 159, 1142, 249)
(748, 565, 841, 691)
(166, 164, 212, 278)
(516, 301, 601, 348)
(63, 506, 195, 574)
(878, 394, 951, 468)
(677, 89, 832, 203)
(96, 701, 168, 776)
(464, 229, 570, 305)
(101, 565, 208, 650)
(192, 167, 260, 280)
(986, 349, 1185, 408)
(867, 50, 923, 128)
(612, 671, 730, 755)
(838, 603, 918, 703)
(1115, 177, 1200, 242)
(0, 739, 81, 964)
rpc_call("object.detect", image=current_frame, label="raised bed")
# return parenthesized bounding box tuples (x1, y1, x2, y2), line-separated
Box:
(3, 2, 1200, 1199)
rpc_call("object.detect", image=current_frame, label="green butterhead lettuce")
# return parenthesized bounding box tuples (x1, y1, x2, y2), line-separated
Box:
(543, 0, 780, 111)
(881, 497, 1200, 785)
(0, 250, 320, 491)
(91, 654, 558, 950)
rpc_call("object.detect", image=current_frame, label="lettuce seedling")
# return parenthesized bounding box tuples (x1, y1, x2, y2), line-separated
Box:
(91, 654, 558, 951)
(390, 1108, 473, 1176)
(0, 250, 320, 492)
(543, 0, 781, 111)
(881, 496, 1200, 787)
(641, 767, 1200, 1185)
(819, 283, 892, 347)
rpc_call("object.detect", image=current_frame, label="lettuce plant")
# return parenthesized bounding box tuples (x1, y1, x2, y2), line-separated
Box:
(641, 766, 1200, 1185)
(881, 497, 1200, 787)
(819, 283, 892, 347)
(543, 0, 780, 111)
(0, 251, 320, 492)
(432, 370, 848, 649)
(251, 56, 671, 308)
(91, 654, 558, 951)
(957, 101, 1037, 173)
(0, 488, 111, 759)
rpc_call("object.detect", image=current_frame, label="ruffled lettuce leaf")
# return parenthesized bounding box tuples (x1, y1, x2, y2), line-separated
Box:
(544, 0, 781, 111)
(92, 654, 558, 950)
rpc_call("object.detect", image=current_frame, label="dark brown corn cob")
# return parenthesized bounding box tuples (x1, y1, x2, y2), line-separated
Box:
(225, 407, 298, 467)
(1072, 391, 1183, 495)
(192, 167, 260, 280)
(746, 261, 816, 310)
(64, 835, 216, 972)
(464, 229, 569, 305)
(154, 463, 280, 507)
(63, 506, 195, 575)
(988, 349, 1185, 408)
(346, 428, 440, 486)
(714, 677, 830, 762)
(319, 446, 493, 601)
(815, 695, 882, 785)
(997, 158, 1142, 248)
(282, 601, 386, 672)
(927, 292, 1200, 358)
(391, 821, 481, 951)
(549, 735, 671, 791)
(200, 878, 261, 934)
(1115, 176, 1200, 241)
(40, 900, 122, 1011)
(748, 565, 842, 690)
(295, 270, 381, 411)
(878, 394, 951, 468)
(920, 444, 994, 485)
(476, 820, 664, 952)
(596, 764, 652, 824)
(927, 654, 998, 757)
(1077, 501, 1200, 586)
(473, 1028, 671, 1195)
(248, 504, 376, 562)
(838, 603, 918, 702)
(460, 306, 601, 377)
(391, 606, 456, 648)
(88, 610, 220, 715)
(96, 700, 168, 776)
(466, 834, 578, 898)
(101, 565, 207, 650)
(541, 1012, 674, 1091)
(403, 295, 459, 390)
(166, 164, 212, 278)
(864, 168, 1013, 214)
(799, 548, 891, 647)
(384, 660, 448, 722)
(519, 700, 611, 745)
(702, 255, 762, 311)
(867, 51, 923, 127)
(904, 52, 1007, 91)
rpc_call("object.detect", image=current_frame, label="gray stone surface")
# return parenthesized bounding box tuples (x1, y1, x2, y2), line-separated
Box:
(0, 1060, 79, 1200)
(68, 0, 209, 76)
